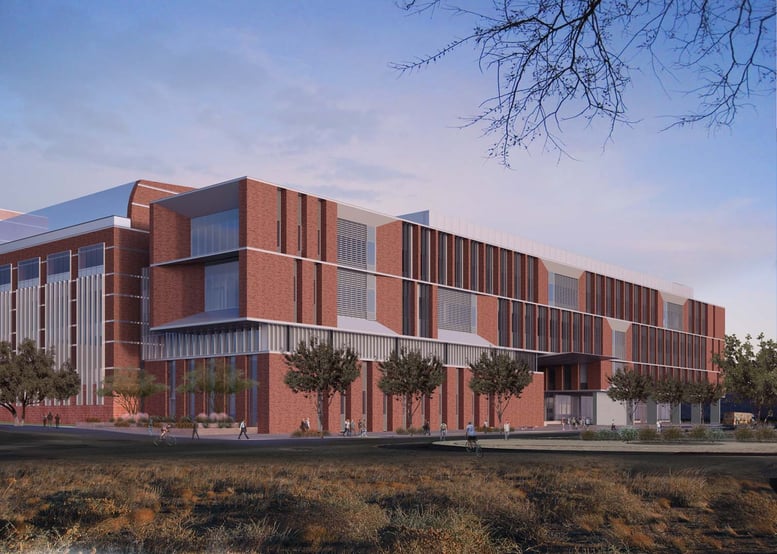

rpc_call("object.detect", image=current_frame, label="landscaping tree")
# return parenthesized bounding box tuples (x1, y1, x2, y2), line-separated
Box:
(378, 348, 445, 430)
(713, 333, 777, 422)
(606, 367, 653, 425)
(652, 376, 687, 421)
(468, 350, 532, 427)
(0, 339, 81, 424)
(284, 337, 360, 434)
(394, 1, 775, 163)
(177, 360, 255, 415)
(98, 368, 167, 415)
(683, 380, 725, 419)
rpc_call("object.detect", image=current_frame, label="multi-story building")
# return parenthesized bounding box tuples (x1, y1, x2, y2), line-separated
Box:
(0, 177, 725, 431)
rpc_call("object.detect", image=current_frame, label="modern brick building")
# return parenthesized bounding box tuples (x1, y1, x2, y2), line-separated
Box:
(0, 177, 725, 431)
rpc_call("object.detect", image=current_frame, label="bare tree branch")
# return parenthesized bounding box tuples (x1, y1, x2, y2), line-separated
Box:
(393, 0, 775, 164)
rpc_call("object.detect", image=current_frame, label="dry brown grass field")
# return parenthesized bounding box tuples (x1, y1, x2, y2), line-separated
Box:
(0, 427, 776, 553)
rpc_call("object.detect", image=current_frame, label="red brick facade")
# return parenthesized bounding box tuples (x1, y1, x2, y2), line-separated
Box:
(0, 177, 725, 431)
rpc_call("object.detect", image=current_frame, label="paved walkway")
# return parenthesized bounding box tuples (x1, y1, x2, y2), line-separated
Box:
(71, 423, 777, 455)
(438, 437, 777, 455)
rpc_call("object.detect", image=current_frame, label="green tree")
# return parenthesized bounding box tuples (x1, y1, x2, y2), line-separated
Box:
(607, 367, 653, 426)
(652, 376, 687, 419)
(177, 360, 255, 415)
(284, 337, 361, 434)
(713, 333, 777, 422)
(684, 380, 725, 408)
(468, 350, 533, 427)
(0, 339, 81, 424)
(98, 368, 167, 415)
(395, 1, 775, 162)
(378, 348, 445, 430)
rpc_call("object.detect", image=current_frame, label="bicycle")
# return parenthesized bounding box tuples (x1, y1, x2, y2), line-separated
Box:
(465, 437, 483, 457)
(153, 428, 177, 446)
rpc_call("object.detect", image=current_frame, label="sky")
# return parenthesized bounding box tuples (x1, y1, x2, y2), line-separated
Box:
(1, 1, 775, 341)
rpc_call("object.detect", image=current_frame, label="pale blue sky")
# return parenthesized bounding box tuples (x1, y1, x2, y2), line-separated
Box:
(1, 1, 775, 340)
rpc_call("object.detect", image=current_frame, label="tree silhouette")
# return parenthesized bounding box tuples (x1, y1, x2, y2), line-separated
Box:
(395, 1, 775, 162)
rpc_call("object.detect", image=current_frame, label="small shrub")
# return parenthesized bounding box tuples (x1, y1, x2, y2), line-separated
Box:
(707, 428, 726, 441)
(734, 427, 754, 441)
(85, 417, 102, 423)
(688, 426, 708, 440)
(619, 427, 638, 441)
(638, 428, 659, 441)
(662, 427, 683, 441)
(754, 426, 777, 441)
(596, 429, 621, 440)
(580, 430, 596, 441)
(113, 420, 130, 427)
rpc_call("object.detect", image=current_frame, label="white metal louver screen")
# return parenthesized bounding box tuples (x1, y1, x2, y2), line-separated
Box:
(438, 287, 474, 333)
(337, 219, 367, 269)
(337, 269, 367, 318)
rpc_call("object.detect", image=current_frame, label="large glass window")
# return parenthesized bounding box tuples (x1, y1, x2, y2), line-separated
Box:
(18, 258, 40, 288)
(191, 209, 239, 257)
(664, 301, 683, 331)
(78, 243, 105, 276)
(204, 261, 239, 312)
(47, 251, 71, 283)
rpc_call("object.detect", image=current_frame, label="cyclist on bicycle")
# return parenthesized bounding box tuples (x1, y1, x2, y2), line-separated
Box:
(159, 423, 170, 440)
(465, 421, 477, 448)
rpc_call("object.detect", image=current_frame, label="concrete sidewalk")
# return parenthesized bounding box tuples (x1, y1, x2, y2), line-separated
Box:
(78, 423, 777, 454)
(438, 437, 777, 455)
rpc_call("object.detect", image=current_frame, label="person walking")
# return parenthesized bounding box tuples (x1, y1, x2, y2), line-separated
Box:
(439, 421, 447, 440)
(54, 413, 60, 428)
(191, 419, 200, 439)
(503, 421, 510, 440)
(238, 419, 249, 439)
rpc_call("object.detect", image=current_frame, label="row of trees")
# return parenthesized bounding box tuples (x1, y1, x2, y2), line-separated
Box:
(40, 331, 774, 430)
(0, 339, 80, 423)
(608, 333, 777, 425)
(284, 338, 533, 432)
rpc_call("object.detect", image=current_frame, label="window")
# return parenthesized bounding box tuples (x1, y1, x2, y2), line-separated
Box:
(78, 243, 104, 276)
(513, 253, 522, 299)
(526, 256, 536, 302)
(470, 241, 479, 291)
(549, 273, 578, 310)
(485, 245, 494, 294)
(18, 258, 40, 288)
(664, 301, 682, 331)
(511, 301, 523, 348)
(612, 330, 626, 359)
(402, 280, 414, 335)
(0, 264, 10, 292)
(500, 249, 508, 296)
(191, 209, 239, 257)
(402, 223, 413, 278)
(437, 232, 448, 285)
(498, 299, 510, 346)
(419, 283, 432, 338)
(420, 228, 431, 281)
(454, 237, 464, 287)
(204, 261, 239, 312)
(47, 251, 71, 283)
